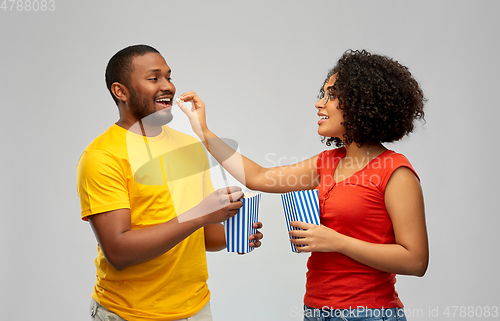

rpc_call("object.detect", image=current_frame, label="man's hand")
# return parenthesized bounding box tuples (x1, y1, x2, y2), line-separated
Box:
(249, 222, 264, 248)
(236, 221, 264, 255)
(179, 186, 244, 224)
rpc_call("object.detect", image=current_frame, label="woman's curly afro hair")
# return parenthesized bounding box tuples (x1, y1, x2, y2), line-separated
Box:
(320, 50, 426, 147)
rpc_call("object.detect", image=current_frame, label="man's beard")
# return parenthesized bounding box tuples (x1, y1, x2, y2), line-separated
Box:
(129, 87, 173, 127)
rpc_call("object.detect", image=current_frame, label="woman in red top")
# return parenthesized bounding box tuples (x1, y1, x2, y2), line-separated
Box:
(179, 49, 428, 321)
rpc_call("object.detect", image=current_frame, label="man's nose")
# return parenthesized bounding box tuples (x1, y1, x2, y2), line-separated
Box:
(160, 78, 175, 92)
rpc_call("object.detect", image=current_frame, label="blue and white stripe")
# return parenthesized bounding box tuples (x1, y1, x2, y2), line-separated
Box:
(281, 189, 320, 252)
(225, 193, 261, 253)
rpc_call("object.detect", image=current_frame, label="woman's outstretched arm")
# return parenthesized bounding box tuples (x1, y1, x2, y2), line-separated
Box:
(178, 91, 320, 193)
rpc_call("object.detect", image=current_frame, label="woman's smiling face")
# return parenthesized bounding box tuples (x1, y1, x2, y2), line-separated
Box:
(315, 74, 345, 140)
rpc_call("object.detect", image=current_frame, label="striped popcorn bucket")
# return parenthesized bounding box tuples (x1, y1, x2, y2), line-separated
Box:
(224, 193, 261, 254)
(281, 189, 320, 253)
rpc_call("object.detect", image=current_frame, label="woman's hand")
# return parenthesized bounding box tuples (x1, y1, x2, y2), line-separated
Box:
(289, 221, 342, 253)
(177, 91, 208, 139)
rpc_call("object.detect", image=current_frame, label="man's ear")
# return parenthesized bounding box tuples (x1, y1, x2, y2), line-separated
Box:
(111, 82, 129, 104)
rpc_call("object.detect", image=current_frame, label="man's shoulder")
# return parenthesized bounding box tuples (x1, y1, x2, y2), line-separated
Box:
(77, 124, 128, 171)
(84, 124, 127, 155)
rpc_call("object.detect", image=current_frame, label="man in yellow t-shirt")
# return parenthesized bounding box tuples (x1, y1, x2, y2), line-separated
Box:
(76, 45, 263, 321)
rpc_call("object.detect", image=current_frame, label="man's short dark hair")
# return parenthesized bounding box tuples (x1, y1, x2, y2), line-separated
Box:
(105, 44, 160, 105)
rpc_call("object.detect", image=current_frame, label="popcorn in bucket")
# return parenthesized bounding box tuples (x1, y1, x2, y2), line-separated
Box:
(224, 192, 261, 254)
(281, 189, 320, 252)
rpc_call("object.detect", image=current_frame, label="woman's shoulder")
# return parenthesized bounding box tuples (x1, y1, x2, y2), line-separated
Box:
(374, 149, 419, 182)
(380, 150, 413, 168)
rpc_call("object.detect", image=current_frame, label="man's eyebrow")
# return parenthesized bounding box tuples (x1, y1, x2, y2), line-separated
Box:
(146, 68, 172, 73)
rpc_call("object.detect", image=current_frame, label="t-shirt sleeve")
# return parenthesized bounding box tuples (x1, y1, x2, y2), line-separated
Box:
(76, 149, 130, 221)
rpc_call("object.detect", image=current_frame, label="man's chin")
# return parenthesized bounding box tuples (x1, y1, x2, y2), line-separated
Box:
(142, 109, 173, 126)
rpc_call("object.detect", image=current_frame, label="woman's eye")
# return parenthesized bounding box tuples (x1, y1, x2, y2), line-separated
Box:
(149, 78, 157, 81)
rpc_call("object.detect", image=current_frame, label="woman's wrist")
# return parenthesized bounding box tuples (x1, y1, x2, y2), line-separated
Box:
(199, 128, 214, 150)
(201, 126, 211, 137)
(332, 231, 348, 254)
(201, 128, 216, 142)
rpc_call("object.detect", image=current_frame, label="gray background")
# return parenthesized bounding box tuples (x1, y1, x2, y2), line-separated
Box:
(1, 0, 499, 320)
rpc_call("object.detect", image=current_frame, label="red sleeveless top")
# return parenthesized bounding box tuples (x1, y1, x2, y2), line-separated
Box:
(304, 148, 418, 309)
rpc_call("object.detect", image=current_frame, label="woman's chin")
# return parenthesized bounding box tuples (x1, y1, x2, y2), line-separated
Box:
(318, 129, 333, 137)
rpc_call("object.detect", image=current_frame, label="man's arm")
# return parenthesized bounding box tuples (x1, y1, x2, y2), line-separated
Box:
(88, 187, 243, 271)
(203, 224, 226, 251)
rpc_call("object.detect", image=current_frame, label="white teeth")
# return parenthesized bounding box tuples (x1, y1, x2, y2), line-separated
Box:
(319, 116, 329, 120)
(155, 98, 171, 102)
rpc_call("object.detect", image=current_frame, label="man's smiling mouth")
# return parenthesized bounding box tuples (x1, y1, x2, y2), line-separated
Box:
(155, 98, 172, 108)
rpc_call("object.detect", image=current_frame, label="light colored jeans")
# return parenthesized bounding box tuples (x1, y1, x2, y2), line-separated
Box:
(90, 298, 213, 321)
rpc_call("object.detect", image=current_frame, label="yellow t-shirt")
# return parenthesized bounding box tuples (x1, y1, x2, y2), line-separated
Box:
(76, 124, 214, 320)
